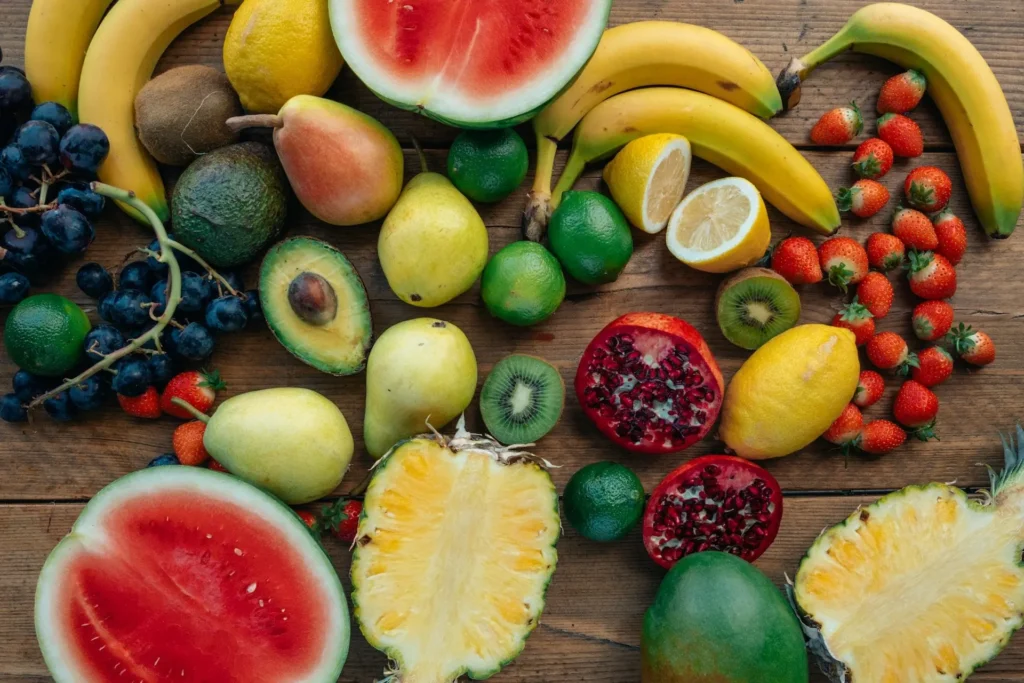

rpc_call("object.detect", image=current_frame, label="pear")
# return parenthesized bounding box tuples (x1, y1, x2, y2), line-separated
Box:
(226, 95, 403, 225)
(378, 149, 489, 307)
(364, 318, 478, 458)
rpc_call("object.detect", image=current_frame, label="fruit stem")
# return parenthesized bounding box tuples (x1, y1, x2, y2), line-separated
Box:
(27, 183, 183, 409)
(166, 239, 239, 296)
(550, 149, 587, 211)
(522, 132, 558, 242)
(170, 397, 210, 423)
(410, 136, 428, 174)
(224, 114, 284, 133)
(777, 27, 854, 111)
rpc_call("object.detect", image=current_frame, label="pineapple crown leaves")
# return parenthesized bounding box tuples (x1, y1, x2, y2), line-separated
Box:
(986, 424, 1024, 499)
(199, 368, 227, 391)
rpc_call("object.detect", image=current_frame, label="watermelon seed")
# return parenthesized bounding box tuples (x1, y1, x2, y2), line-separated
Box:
(234, 547, 243, 555)
(246, 582, 257, 593)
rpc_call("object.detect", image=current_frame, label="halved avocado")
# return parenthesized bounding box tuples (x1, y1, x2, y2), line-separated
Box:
(260, 237, 372, 375)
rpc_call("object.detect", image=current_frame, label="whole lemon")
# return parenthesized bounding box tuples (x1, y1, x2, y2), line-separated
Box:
(224, 0, 344, 114)
(719, 324, 859, 460)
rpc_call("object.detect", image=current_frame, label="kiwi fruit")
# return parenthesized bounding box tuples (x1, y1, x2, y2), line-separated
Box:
(135, 65, 243, 166)
(716, 267, 801, 350)
(480, 354, 565, 445)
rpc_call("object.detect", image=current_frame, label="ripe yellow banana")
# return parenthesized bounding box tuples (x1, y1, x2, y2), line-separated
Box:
(777, 3, 1023, 239)
(24, 0, 115, 116)
(551, 88, 840, 236)
(78, 0, 241, 223)
(525, 21, 783, 240)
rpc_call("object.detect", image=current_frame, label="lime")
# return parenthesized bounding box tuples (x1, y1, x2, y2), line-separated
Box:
(563, 462, 645, 542)
(3, 294, 91, 377)
(447, 128, 529, 203)
(481, 242, 565, 327)
(548, 191, 633, 285)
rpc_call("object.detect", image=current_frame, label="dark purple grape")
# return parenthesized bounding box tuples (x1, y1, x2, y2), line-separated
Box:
(0, 165, 11, 198)
(148, 453, 180, 467)
(178, 271, 212, 313)
(14, 120, 60, 167)
(56, 184, 105, 218)
(0, 68, 32, 114)
(30, 102, 73, 137)
(76, 262, 113, 299)
(12, 370, 52, 403)
(119, 260, 154, 291)
(112, 288, 152, 328)
(242, 289, 262, 323)
(0, 393, 27, 423)
(83, 325, 126, 362)
(147, 353, 175, 387)
(69, 375, 108, 411)
(2, 225, 47, 255)
(204, 295, 248, 332)
(176, 323, 215, 361)
(41, 205, 94, 254)
(59, 124, 109, 174)
(43, 391, 76, 422)
(0, 271, 29, 304)
(149, 278, 168, 316)
(0, 144, 29, 181)
(111, 356, 151, 397)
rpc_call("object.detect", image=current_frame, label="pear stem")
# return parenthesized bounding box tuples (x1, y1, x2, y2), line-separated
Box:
(410, 136, 428, 174)
(171, 397, 210, 423)
(225, 114, 283, 133)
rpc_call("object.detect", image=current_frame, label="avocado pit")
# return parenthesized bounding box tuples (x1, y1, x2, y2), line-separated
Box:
(288, 272, 338, 326)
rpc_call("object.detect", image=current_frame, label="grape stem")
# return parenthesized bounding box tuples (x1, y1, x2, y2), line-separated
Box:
(28, 183, 183, 409)
(165, 239, 239, 296)
(0, 201, 56, 215)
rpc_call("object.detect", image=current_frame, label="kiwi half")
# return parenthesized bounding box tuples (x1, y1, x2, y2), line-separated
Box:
(716, 267, 801, 350)
(480, 354, 565, 445)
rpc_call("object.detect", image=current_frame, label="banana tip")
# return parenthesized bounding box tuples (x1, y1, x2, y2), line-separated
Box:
(776, 58, 806, 111)
(522, 193, 552, 243)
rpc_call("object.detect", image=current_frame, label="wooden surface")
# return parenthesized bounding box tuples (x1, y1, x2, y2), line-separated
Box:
(1, 0, 1023, 681)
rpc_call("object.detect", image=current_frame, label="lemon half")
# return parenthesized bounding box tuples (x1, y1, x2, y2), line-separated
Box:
(602, 134, 692, 234)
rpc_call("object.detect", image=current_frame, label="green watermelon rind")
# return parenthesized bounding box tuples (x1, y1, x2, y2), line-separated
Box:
(34, 467, 350, 683)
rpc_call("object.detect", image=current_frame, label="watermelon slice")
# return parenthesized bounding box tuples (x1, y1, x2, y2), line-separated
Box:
(35, 467, 349, 683)
(330, 0, 612, 127)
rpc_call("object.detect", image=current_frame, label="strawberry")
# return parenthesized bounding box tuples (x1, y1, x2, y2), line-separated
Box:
(857, 272, 894, 319)
(865, 232, 906, 272)
(877, 113, 923, 158)
(771, 236, 823, 285)
(912, 346, 954, 388)
(866, 332, 918, 374)
(297, 510, 318, 530)
(907, 250, 957, 300)
(933, 209, 967, 265)
(322, 498, 363, 545)
(893, 380, 939, 440)
(836, 179, 890, 218)
(904, 166, 952, 213)
(851, 138, 894, 180)
(877, 69, 927, 114)
(823, 403, 864, 446)
(892, 206, 938, 251)
(818, 236, 869, 291)
(854, 370, 885, 408)
(161, 369, 226, 419)
(857, 419, 907, 454)
(832, 298, 875, 346)
(810, 102, 863, 145)
(117, 386, 162, 419)
(946, 323, 995, 366)
(172, 420, 209, 466)
(208, 459, 229, 473)
(912, 300, 954, 341)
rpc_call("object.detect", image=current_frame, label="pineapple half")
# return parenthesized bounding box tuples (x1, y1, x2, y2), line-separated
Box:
(793, 426, 1024, 682)
(351, 418, 560, 683)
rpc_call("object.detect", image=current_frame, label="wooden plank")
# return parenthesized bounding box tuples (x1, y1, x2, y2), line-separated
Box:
(4, 497, 1024, 681)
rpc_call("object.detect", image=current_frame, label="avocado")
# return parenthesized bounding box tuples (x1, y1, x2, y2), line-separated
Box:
(259, 237, 372, 375)
(171, 142, 288, 268)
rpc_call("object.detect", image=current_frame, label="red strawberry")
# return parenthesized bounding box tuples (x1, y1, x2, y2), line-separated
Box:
(161, 369, 226, 419)
(771, 236, 823, 285)
(892, 206, 938, 251)
(322, 498, 363, 545)
(857, 419, 907, 454)
(904, 166, 952, 213)
(865, 232, 906, 272)
(857, 272, 894, 319)
(117, 386, 162, 419)
(933, 209, 967, 265)
(823, 403, 864, 446)
(854, 370, 885, 408)
(208, 459, 229, 473)
(297, 510, 318, 530)
(907, 250, 957, 300)
(851, 138, 894, 180)
(818, 236, 869, 291)
(877, 69, 927, 114)
(173, 420, 209, 466)
(877, 113, 923, 158)
(893, 380, 939, 440)
(912, 300, 954, 341)
(810, 102, 863, 145)
(946, 323, 995, 366)
(912, 346, 954, 388)
(832, 299, 875, 346)
(866, 332, 917, 374)
(836, 179, 890, 218)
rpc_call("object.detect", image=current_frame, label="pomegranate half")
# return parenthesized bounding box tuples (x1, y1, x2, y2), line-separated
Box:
(574, 313, 724, 454)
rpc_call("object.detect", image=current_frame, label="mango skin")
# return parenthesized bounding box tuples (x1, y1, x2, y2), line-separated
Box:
(204, 388, 353, 504)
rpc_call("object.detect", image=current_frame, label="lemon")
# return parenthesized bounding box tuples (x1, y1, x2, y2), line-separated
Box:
(602, 134, 692, 234)
(719, 324, 860, 460)
(665, 177, 770, 274)
(224, 0, 344, 114)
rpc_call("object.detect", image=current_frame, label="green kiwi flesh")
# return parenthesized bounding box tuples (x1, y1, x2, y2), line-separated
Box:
(480, 354, 565, 445)
(716, 267, 801, 350)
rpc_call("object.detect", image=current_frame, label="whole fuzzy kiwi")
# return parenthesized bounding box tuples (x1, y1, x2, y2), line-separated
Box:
(135, 65, 243, 166)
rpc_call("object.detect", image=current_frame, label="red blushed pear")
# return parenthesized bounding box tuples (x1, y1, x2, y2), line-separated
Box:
(227, 95, 404, 226)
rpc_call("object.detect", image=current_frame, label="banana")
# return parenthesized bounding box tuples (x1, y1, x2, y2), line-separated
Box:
(524, 21, 783, 241)
(550, 88, 840, 236)
(78, 0, 241, 223)
(24, 0, 115, 116)
(777, 3, 1023, 239)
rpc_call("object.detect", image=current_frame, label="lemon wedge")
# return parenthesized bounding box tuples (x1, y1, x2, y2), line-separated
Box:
(602, 134, 692, 234)
(665, 177, 770, 273)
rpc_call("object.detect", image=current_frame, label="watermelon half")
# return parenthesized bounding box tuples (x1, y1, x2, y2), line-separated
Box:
(35, 467, 349, 683)
(330, 0, 612, 128)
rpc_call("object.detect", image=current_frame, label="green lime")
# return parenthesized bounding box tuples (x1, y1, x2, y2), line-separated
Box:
(3, 294, 91, 377)
(447, 128, 529, 203)
(548, 190, 633, 285)
(481, 242, 565, 327)
(563, 462, 645, 542)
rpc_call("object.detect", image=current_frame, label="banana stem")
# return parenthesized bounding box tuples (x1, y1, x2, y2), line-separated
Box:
(777, 29, 854, 110)
(224, 114, 283, 133)
(550, 151, 588, 210)
(166, 239, 239, 296)
(522, 132, 559, 241)
(171, 397, 210, 423)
